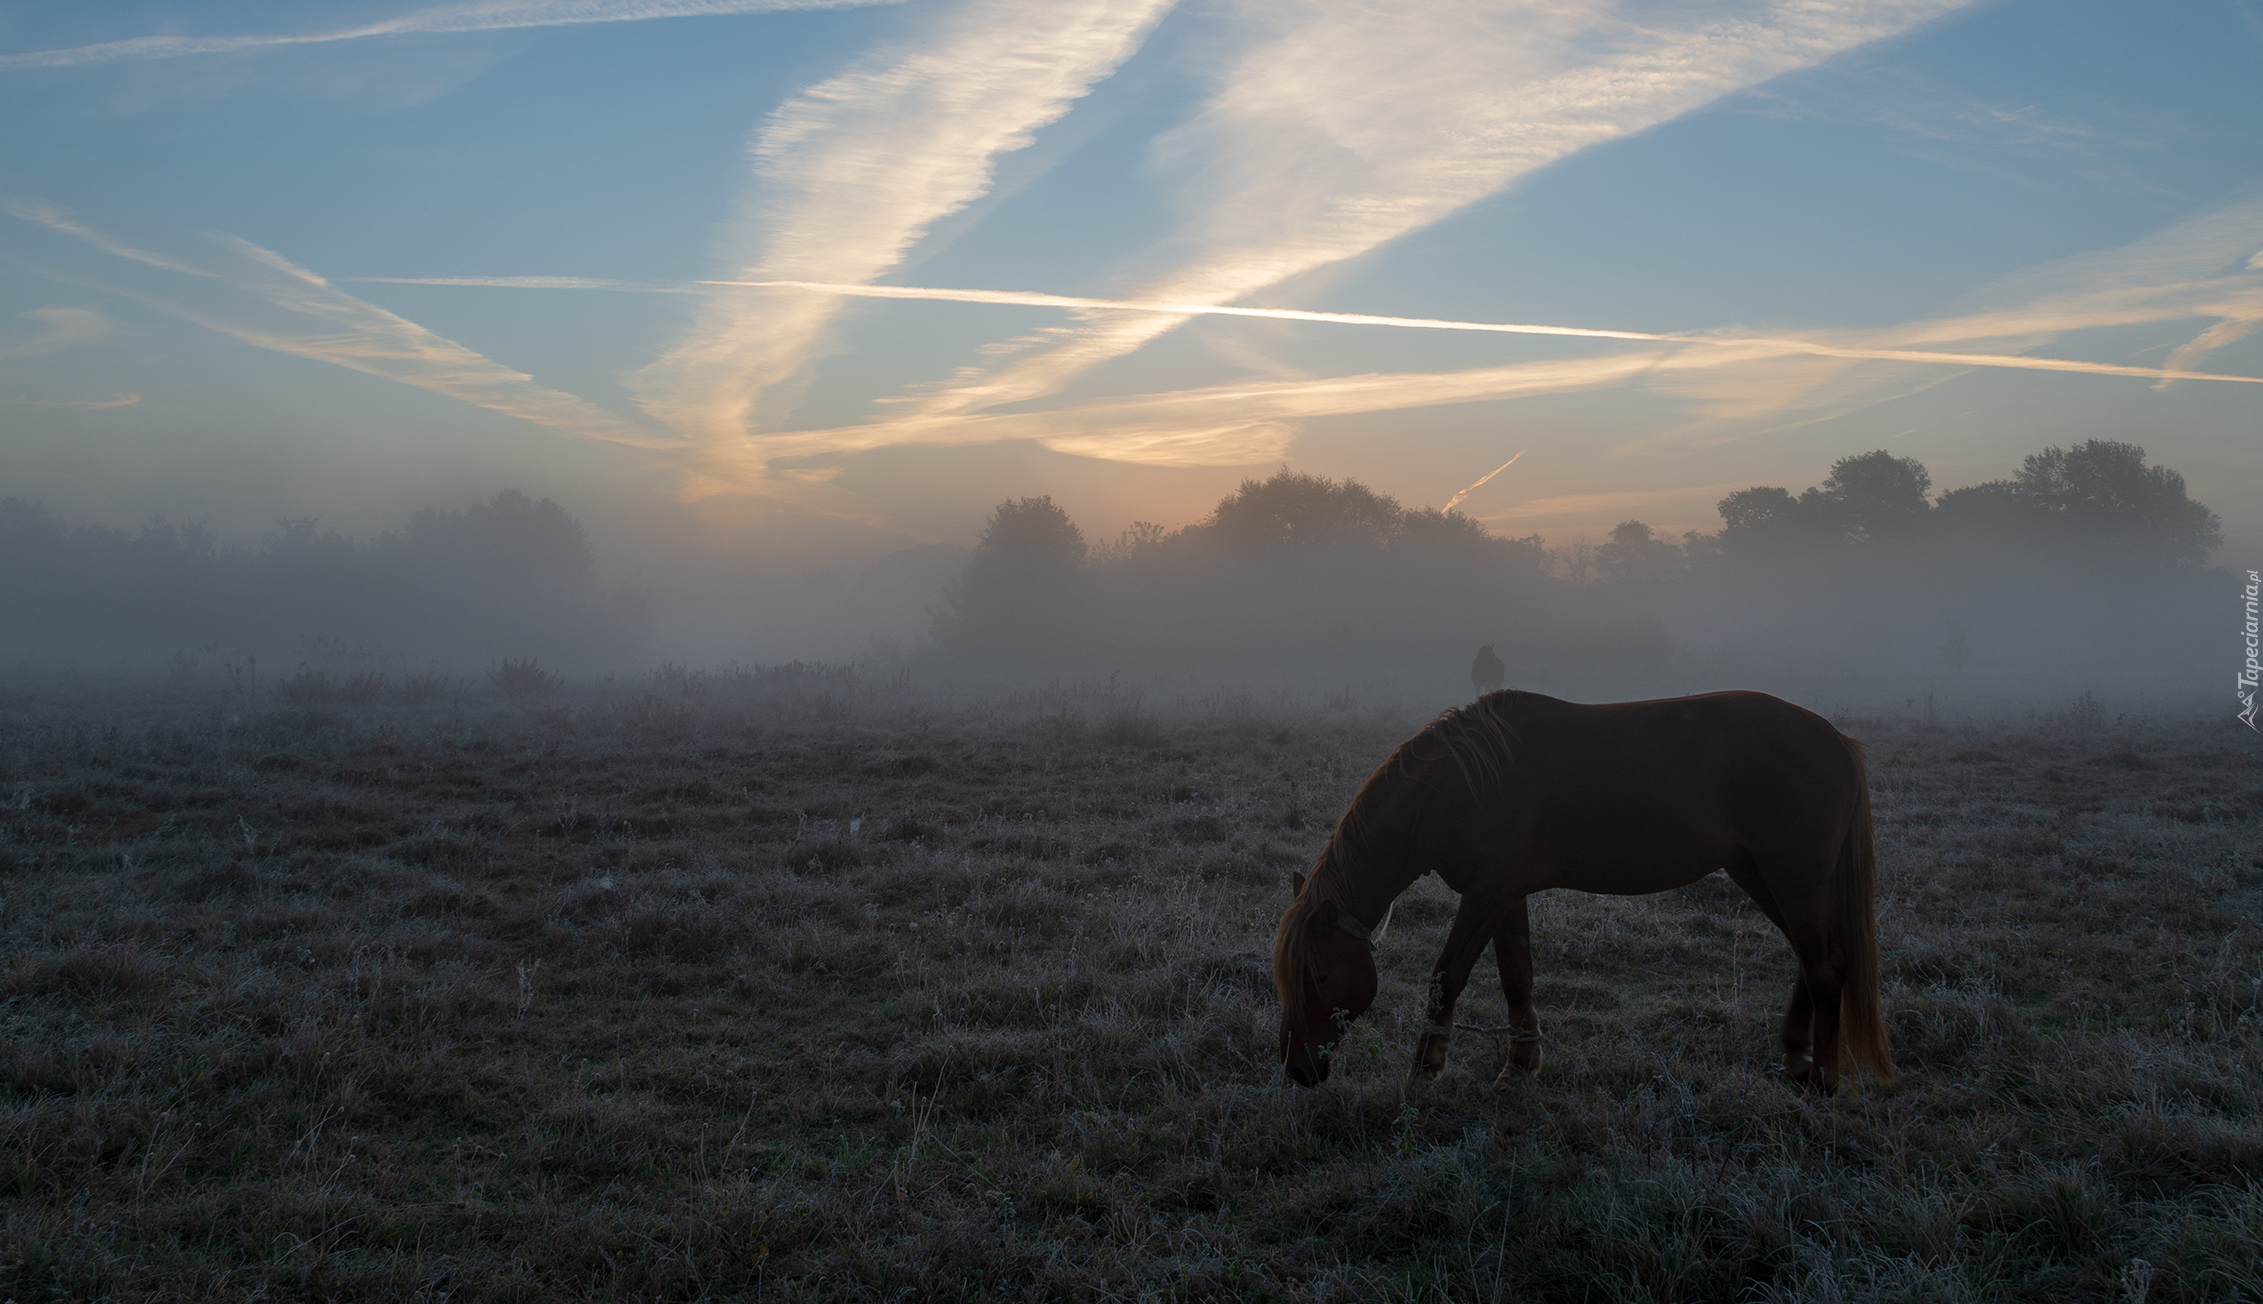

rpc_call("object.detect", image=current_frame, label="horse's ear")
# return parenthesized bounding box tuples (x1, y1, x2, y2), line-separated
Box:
(1291, 870, 1306, 896)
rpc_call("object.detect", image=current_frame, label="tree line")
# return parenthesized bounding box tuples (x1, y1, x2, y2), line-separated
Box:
(0, 490, 647, 668)
(1593, 439, 2221, 585)
(932, 439, 2223, 672)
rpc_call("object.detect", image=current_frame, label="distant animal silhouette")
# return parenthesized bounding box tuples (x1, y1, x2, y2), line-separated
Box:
(1469, 644, 1505, 695)
(1272, 689, 1893, 1096)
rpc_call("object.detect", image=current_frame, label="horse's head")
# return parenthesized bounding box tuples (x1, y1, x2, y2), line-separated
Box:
(1273, 869, 1379, 1087)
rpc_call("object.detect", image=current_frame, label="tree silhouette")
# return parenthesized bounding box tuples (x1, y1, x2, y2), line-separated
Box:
(1809, 450, 1932, 544)
(937, 496, 1087, 661)
(0, 490, 642, 666)
(1394, 505, 1546, 573)
(1717, 451, 1932, 555)
(1594, 520, 1682, 585)
(407, 489, 595, 590)
(1716, 485, 1811, 558)
(1209, 469, 1404, 550)
(928, 473, 1559, 669)
(1719, 440, 2220, 570)
(2013, 440, 2221, 566)
(1933, 479, 2039, 536)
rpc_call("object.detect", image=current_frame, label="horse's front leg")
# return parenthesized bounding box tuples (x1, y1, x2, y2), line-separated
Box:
(1493, 896, 1543, 1081)
(1414, 891, 1511, 1081)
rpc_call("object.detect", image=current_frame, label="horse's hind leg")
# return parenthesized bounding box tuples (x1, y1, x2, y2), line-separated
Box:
(1777, 984, 1816, 1080)
(1763, 879, 1845, 1094)
(1491, 896, 1543, 1081)
(1725, 855, 1816, 1080)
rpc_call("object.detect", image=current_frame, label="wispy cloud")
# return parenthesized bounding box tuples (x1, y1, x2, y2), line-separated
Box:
(880, 0, 1975, 431)
(730, 350, 1678, 473)
(327, 148, 2263, 482)
(2160, 317, 2263, 385)
(630, 0, 1174, 446)
(1475, 481, 1753, 524)
(1633, 193, 2263, 433)
(7, 202, 669, 449)
(1, 199, 215, 276)
(747, 194, 2263, 471)
(706, 193, 2263, 473)
(0, 305, 114, 358)
(1894, 198, 2263, 353)
(26, 392, 140, 409)
(0, 0, 902, 72)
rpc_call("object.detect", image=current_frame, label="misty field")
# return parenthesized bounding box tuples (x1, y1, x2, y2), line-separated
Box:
(2, 670, 2260, 1303)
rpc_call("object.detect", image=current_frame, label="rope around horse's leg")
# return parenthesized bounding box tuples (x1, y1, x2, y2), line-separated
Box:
(1458, 1023, 1543, 1043)
(1468, 1021, 1546, 1085)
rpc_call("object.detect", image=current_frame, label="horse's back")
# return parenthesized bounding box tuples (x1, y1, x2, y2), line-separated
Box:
(1482, 690, 1860, 886)
(1495, 689, 1846, 768)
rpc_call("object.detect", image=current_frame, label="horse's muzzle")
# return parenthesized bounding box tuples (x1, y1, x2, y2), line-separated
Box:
(1284, 1048, 1331, 1087)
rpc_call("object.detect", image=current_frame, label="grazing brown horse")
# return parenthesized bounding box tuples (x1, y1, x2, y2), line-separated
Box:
(1272, 689, 1893, 1094)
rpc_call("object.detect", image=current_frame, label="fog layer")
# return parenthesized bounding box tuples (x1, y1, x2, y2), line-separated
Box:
(4, 440, 2236, 716)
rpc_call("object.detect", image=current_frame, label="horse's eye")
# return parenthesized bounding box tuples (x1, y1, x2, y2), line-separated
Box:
(1315, 974, 1330, 987)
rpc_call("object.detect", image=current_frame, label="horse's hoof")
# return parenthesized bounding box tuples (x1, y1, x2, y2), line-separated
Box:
(1798, 1067, 1838, 1096)
(1502, 1045, 1542, 1077)
(1784, 1052, 1814, 1079)
(1493, 1061, 1540, 1087)
(1414, 1033, 1450, 1079)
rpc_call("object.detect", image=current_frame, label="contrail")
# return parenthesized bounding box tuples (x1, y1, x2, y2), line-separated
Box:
(0, 0, 897, 72)
(353, 275, 683, 291)
(343, 274, 2263, 387)
(1444, 450, 1526, 513)
(716, 280, 2263, 385)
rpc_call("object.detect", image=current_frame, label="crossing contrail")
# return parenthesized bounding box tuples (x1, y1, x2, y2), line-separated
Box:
(1444, 450, 1527, 513)
(344, 274, 2263, 387)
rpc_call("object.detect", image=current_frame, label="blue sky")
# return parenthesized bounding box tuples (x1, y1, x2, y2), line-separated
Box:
(3, 0, 2259, 572)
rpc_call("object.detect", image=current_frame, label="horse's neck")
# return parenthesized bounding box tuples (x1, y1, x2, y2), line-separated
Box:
(1333, 744, 1478, 925)
(1334, 846, 1425, 933)
(1339, 754, 1484, 919)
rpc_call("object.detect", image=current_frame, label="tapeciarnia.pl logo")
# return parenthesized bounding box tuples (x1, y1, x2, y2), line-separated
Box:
(2242, 569, 2260, 731)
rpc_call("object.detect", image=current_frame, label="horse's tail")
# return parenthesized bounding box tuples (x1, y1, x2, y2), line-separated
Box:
(1835, 737, 1895, 1081)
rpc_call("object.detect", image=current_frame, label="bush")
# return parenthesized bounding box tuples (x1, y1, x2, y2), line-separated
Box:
(399, 671, 461, 702)
(271, 666, 335, 705)
(491, 658, 558, 698)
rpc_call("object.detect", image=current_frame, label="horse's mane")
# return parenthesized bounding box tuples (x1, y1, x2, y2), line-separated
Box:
(1273, 690, 1527, 1021)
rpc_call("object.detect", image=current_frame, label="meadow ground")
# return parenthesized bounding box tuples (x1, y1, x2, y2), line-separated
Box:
(1, 667, 2260, 1302)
